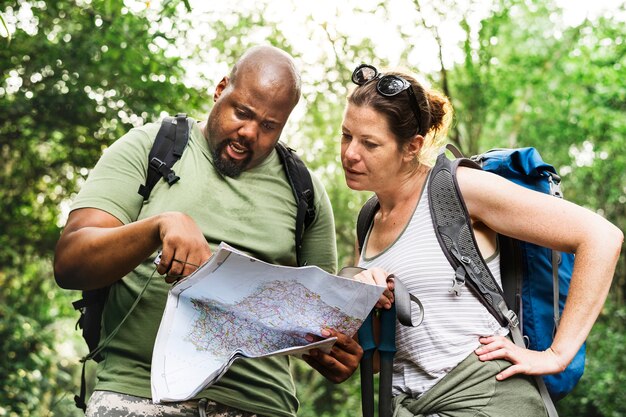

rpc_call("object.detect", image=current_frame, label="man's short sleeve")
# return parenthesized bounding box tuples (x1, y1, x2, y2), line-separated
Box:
(71, 124, 159, 224)
(300, 171, 338, 274)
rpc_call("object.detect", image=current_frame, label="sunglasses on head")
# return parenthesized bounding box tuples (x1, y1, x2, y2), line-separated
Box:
(351, 64, 422, 133)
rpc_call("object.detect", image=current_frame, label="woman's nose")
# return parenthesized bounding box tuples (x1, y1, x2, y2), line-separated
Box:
(343, 141, 361, 162)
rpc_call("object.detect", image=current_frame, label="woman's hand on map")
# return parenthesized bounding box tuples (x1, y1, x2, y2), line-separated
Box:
(353, 267, 395, 310)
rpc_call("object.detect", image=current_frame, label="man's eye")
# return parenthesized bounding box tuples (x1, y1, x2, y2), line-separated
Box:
(262, 122, 276, 131)
(341, 133, 351, 142)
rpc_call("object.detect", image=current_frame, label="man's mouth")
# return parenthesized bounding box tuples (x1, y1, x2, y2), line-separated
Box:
(226, 141, 250, 160)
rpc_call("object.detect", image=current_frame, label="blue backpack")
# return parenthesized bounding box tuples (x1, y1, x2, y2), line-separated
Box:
(356, 145, 583, 417)
(470, 147, 584, 398)
(429, 146, 583, 399)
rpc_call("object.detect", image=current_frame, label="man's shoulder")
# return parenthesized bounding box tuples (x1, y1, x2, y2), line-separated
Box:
(129, 117, 195, 137)
(132, 121, 163, 139)
(111, 118, 188, 152)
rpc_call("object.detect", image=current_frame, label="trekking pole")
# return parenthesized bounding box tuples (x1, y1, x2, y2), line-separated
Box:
(377, 305, 397, 417)
(358, 310, 376, 417)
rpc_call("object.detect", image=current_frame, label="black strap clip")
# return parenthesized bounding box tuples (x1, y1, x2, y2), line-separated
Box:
(149, 157, 180, 185)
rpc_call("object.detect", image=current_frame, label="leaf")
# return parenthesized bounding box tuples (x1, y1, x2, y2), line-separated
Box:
(0, 11, 11, 44)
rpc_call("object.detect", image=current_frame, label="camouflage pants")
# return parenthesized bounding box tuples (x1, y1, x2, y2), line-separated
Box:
(86, 391, 265, 417)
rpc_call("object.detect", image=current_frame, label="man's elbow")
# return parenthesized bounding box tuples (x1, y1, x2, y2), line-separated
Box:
(53, 237, 84, 290)
(53, 254, 78, 290)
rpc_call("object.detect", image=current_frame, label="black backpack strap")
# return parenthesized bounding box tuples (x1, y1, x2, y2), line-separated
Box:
(72, 287, 111, 362)
(73, 271, 155, 410)
(498, 235, 524, 327)
(138, 113, 190, 200)
(72, 287, 110, 411)
(356, 196, 380, 255)
(428, 149, 516, 328)
(275, 142, 316, 266)
(74, 360, 88, 411)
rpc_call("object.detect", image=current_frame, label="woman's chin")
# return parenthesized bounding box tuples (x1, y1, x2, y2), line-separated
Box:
(345, 178, 367, 191)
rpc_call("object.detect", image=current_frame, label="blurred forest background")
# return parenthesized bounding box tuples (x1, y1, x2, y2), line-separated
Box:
(1, 0, 625, 416)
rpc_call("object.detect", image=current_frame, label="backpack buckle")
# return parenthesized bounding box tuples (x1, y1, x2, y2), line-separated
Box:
(546, 172, 563, 199)
(503, 306, 520, 328)
(150, 157, 180, 185)
(165, 172, 180, 185)
(449, 267, 466, 296)
(149, 156, 166, 171)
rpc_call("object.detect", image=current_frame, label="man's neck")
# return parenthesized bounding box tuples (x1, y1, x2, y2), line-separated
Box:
(197, 120, 209, 140)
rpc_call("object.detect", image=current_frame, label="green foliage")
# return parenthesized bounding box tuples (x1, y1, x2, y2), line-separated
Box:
(0, 11, 9, 43)
(0, 258, 82, 416)
(450, 2, 626, 302)
(0, 0, 205, 268)
(0, 0, 624, 415)
(0, 0, 205, 414)
(292, 358, 363, 417)
(557, 304, 626, 416)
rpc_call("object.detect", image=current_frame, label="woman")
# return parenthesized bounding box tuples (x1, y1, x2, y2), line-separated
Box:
(342, 64, 623, 416)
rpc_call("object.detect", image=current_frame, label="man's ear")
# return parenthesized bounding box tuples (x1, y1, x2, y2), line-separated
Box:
(213, 76, 230, 102)
(403, 134, 424, 162)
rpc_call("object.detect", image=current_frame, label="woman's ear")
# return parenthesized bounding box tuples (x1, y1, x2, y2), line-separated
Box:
(403, 134, 424, 163)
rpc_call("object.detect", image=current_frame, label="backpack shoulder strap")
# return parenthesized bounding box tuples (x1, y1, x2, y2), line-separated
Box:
(356, 195, 379, 255)
(138, 113, 190, 200)
(73, 272, 154, 411)
(427, 147, 516, 328)
(274, 142, 316, 266)
(72, 287, 110, 362)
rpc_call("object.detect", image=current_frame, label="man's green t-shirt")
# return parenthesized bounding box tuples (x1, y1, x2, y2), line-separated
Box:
(71, 119, 338, 417)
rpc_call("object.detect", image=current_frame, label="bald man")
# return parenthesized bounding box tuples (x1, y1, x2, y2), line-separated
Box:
(54, 46, 360, 417)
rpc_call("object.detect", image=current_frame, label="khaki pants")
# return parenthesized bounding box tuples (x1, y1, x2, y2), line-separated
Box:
(86, 391, 265, 417)
(392, 353, 549, 417)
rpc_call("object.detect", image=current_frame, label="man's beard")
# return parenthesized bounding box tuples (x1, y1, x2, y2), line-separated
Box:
(212, 140, 253, 178)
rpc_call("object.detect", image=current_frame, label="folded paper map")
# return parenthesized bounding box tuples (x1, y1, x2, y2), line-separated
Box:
(151, 242, 385, 403)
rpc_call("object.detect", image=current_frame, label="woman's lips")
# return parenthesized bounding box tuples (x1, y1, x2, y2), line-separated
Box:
(344, 166, 364, 176)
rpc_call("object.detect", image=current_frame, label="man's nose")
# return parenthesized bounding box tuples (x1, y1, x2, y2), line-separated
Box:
(237, 121, 259, 141)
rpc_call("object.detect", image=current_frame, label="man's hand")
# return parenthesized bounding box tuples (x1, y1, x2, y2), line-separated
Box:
(154, 212, 213, 283)
(302, 328, 363, 383)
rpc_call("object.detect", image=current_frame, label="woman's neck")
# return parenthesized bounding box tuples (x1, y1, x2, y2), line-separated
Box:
(376, 166, 429, 218)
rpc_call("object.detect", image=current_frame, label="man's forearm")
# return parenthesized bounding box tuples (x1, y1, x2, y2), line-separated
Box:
(54, 211, 162, 290)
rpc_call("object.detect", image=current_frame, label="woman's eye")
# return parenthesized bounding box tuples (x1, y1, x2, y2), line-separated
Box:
(341, 133, 351, 142)
(364, 141, 378, 149)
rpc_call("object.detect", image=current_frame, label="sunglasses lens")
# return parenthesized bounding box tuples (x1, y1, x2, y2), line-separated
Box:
(377, 75, 408, 96)
(353, 65, 378, 85)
